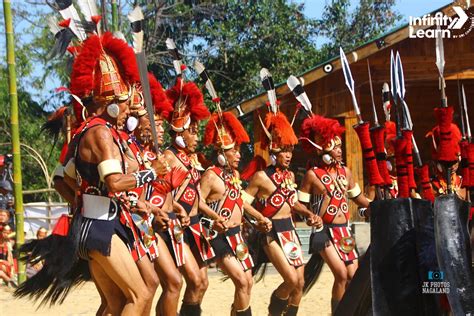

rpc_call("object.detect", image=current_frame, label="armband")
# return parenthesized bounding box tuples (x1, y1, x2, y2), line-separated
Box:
(298, 190, 310, 203)
(64, 158, 76, 179)
(347, 183, 362, 199)
(52, 165, 64, 179)
(132, 168, 157, 188)
(98, 159, 122, 181)
(241, 191, 255, 204)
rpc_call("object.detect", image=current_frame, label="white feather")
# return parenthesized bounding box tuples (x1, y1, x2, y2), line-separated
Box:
(127, 6, 144, 53)
(77, 0, 99, 22)
(58, 3, 87, 41)
(166, 38, 176, 50)
(287, 75, 312, 113)
(47, 16, 60, 35)
(193, 60, 218, 100)
(113, 31, 126, 42)
(260, 68, 277, 114)
(166, 38, 182, 75)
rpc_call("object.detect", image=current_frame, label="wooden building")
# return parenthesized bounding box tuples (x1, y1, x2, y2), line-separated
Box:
(229, 1, 474, 220)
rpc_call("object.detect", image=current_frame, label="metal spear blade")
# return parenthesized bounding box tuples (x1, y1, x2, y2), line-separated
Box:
(340, 47, 361, 119)
(367, 59, 379, 126)
(462, 84, 471, 140)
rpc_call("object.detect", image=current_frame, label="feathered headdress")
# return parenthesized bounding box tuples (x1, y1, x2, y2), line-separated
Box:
(149, 73, 173, 121)
(166, 77, 210, 131)
(300, 115, 345, 153)
(204, 112, 250, 150)
(259, 68, 298, 152)
(69, 32, 139, 107)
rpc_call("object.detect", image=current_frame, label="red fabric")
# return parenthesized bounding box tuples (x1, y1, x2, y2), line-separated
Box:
(394, 137, 409, 198)
(469, 143, 474, 189)
(241, 155, 267, 181)
(384, 121, 397, 156)
(469, 206, 474, 221)
(52, 214, 70, 236)
(353, 122, 384, 186)
(434, 107, 459, 163)
(415, 165, 434, 202)
(460, 140, 470, 188)
(371, 126, 392, 186)
(403, 131, 417, 189)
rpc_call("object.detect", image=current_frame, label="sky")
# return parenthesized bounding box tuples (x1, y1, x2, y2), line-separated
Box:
(3, 0, 455, 106)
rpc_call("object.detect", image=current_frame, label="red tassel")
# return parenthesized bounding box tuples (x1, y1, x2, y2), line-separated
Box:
(180, 64, 187, 71)
(394, 137, 409, 198)
(371, 126, 392, 186)
(460, 140, 470, 188)
(403, 131, 416, 189)
(416, 165, 434, 202)
(52, 214, 70, 236)
(241, 155, 267, 181)
(58, 18, 71, 28)
(434, 107, 458, 163)
(91, 15, 102, 25)
(469, 143, 474, 189)
(212, 97, 221, 103)
(353, 122, 384, 186)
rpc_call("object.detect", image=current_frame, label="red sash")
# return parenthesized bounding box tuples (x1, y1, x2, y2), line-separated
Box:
(328, 225, 358, 262)
(167, 216, 185, 266)
(208, 166, 243, 220)
(258, 167, 297, 218)
(312, 166, 349, 224)
(188, 221, 215, 262)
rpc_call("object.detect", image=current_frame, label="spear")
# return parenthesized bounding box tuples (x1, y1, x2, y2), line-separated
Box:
(390, 50, 402, 138)
(128, 6, 161, 154)
(457, 80, 467, 140)
(340, 47, 363, 124)
(367, 59, 379, 127)
(462, 84, 471, 142)
(436, 26, 447, 108)
(3, 0, 26, 284)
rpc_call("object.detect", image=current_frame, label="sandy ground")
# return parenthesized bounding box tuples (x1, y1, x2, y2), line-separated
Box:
(0, 265, 333, 316)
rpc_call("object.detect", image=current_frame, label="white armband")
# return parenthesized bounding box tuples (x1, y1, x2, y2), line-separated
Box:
(347, 183, 362, 199)
(298, 190, 311, 203)
(64, 158, 76, 179)
(52, 165, 64, 179)
(98, 159, 122, 181)
(241, 191, 255, 204)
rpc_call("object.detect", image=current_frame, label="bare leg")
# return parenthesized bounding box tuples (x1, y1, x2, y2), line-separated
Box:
(136, 255, 160, 316)
(320, 244, 349, 300)
(89, 235, 151, 316)
(154, 234, 183, 316)
(217, 255, 253, 310)
(89, 258, 125, 315)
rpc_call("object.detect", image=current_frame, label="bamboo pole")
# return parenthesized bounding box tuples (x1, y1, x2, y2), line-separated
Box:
(111, 0, 119, 32)
(3, 0, 26, 284)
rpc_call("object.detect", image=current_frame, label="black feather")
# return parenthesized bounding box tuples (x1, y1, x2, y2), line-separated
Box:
(303, 253, 325, 294)
(48, 28, 75, 59)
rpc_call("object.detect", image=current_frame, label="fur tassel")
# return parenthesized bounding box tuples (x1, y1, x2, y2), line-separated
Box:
(353, 122, 384, 186)
(241, 155, 267, 181)
(434, 107, 460, 163)
(460, 140, 470, 188)
(416, 164, 434, 202)
(148, 73, 173, 121)
(166, 78, 210, 122)
(370, 126, 392, 186)
(394, 137, 409, 198)
(402, 130, 417, 190)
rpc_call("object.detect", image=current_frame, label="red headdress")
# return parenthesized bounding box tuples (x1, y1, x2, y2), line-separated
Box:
(69, 32, 139, 107)
(166, 77, 210, 131)
(149, 73, 173, 121)
(260, 112, 298, 152)
(300, 114, 345, 154)
(204, 112, 250, 150)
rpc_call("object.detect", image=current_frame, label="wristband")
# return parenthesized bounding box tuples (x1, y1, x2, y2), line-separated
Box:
(133, 168, 158, 188)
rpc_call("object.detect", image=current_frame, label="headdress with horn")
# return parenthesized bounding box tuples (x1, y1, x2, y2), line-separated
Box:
(259, 68, 298, 152)
(300, 115, 345, 154)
